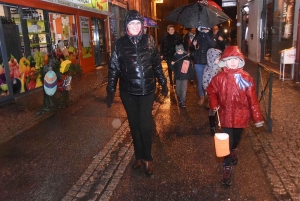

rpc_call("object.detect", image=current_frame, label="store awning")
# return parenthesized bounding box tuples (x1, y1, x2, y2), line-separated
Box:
(143, 17, 159, 28)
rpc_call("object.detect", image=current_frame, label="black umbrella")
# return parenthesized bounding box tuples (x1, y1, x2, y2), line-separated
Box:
(165, 1, 231, 29)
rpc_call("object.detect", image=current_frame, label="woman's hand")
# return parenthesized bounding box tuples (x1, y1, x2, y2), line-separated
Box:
(193, 40, 198, 46)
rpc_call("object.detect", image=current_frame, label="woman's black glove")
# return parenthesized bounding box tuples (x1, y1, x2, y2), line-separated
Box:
(106, 90, 115, 108)
(161, 84, 168, 97)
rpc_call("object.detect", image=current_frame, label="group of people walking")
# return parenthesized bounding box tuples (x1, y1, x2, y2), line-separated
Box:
(106, 10, 264, 187)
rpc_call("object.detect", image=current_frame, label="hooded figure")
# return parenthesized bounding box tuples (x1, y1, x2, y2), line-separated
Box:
(189, 26, 217, 105)
(106, 10, 167, 96)
(106, 10, 168, 176)
(207, 46, 263, 128)
(203, 48, 222, 136)
(217, 45, 245, 68)
(202, 48, 222, 90)
(206, 46, 264, 186)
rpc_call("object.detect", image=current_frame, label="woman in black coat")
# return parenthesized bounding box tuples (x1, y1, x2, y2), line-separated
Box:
(106, 10, 168, 175)
(160, 25, 182, 85)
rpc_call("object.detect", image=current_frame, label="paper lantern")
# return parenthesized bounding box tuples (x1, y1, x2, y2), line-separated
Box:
(44, 70, 57, 96)
(214, 133, 230, 157)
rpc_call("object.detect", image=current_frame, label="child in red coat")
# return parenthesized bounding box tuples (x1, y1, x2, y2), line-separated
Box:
(206, 46, 264, 186)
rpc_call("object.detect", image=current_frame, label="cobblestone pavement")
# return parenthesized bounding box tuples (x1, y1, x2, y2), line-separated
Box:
(244, 60, 300, 201)
(108, 62, 274, 201)
(62, 102, 161, 201)
(63, 61, 273, 200)
(1, 60, 300, 200)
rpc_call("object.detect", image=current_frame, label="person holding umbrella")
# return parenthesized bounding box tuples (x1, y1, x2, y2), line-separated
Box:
(160, 25, 182, 86)
(106, 10, 168, 176)
(164, 0, 231, 100)
(189, 26, 217, 105)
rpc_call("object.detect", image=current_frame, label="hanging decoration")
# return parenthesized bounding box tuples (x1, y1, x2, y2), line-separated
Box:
(44, 70, 57, 96)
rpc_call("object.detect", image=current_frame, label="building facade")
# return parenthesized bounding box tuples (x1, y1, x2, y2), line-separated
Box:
(0, 0, 155, 105)
(237, 0, 299, 81)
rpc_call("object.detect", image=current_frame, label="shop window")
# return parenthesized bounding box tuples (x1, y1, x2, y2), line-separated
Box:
(49, 13, 78, 64)
(0, 4, 22, 63)
(92, 18, 107, 66)
(21, 8, 49, 56)
(267, 0, 295, 64)
(0, 4, 23, 98)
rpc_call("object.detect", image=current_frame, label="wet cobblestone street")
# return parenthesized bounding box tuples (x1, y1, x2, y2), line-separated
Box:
(0, 61, 300, 200)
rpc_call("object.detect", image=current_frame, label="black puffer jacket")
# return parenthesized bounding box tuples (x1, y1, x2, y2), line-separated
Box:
(189, 31, 217, 64)
(172, 52, 194, 80)
(106, 10, 166, 95)
(160, 32, 182, 60)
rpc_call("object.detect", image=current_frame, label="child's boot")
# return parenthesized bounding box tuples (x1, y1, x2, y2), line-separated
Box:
(222, 166, 232, 186)
(208, 115, 216, 136)
(231, 149, 238, 165)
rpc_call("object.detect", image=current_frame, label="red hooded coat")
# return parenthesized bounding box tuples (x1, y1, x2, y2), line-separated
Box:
(207, 46, 263, 128)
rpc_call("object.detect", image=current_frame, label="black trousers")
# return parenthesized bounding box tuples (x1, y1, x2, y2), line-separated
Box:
(222, 127, 243, 166)
(120, 91, 155, 161)
(167, 60, 174, 84)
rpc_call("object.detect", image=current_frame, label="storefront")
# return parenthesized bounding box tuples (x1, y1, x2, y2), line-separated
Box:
(0, 0, 111, 104)
(262, 0, 295, 64)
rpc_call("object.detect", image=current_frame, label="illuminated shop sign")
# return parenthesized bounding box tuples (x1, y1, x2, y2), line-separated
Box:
(42, 0, 111, 14)
(222, 0, 236, 7)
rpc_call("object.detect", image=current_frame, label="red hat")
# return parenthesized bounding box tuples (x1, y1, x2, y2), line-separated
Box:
(218, 46, 245, 68)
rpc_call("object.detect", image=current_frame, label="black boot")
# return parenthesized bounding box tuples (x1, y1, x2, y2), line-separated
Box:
(209, 115, 216, 136)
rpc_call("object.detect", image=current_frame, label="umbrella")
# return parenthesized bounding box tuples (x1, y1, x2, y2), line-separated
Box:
(143, 17, 159, 28)
(207, 0, 222, 11)
(165, 0, 231, 29)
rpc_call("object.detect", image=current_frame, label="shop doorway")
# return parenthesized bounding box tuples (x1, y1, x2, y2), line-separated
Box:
(262, 1, 274, 61)
(91, 18, 107, 67)
(241, 4, 249, 56)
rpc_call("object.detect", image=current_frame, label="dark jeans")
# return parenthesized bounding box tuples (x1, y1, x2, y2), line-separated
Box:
(222, 127, 243, 166)
(120, 91, 155, 161)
